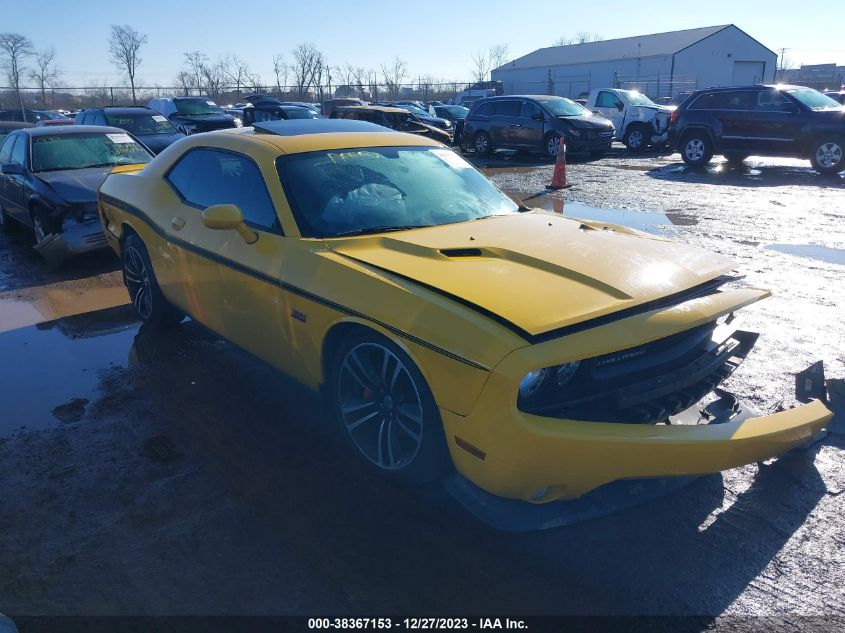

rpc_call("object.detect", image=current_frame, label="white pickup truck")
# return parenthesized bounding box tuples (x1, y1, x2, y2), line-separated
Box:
(585, 88, 675, 152)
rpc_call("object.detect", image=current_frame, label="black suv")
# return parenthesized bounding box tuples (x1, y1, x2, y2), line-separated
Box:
(669, 85, 845, 175)
(75, 106, 185, 154)
(462, 95, 613, 159)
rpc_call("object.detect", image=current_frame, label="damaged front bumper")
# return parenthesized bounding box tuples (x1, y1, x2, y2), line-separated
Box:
(439, 288, 833, 505)
(34, 218, 109, 265)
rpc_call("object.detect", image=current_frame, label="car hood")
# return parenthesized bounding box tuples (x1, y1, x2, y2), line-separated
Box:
(137, 132, 185, 154)
(170, 113, 235, 125)
(327, 212, 734, 337)
(560, 114, 614, 129)
(35, 167, 113, 203)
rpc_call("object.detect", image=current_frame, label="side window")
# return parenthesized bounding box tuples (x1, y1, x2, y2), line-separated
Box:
(595, 91, 622, 109)
(472, 102, 494, 117)
(0, 135, 17, 164)
(521, 100, 541, 119)
(715, 91, 754, 110)
(167, 149, 280, 232)
(755, 90, 789, 111)
(10, 135, 27, 166)
(493, 100, 520, 117)
(689, 92, 719, 110)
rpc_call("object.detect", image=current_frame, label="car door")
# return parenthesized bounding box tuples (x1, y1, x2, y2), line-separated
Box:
(163, 147, 292, 366)
(593, 91, 625, 134)
(4, 134, 30, 223)
(490, 99, 520, 148)
(709, 90, 756, 151)
(514, 99, 545, 150)
(748, 89, 804, 154)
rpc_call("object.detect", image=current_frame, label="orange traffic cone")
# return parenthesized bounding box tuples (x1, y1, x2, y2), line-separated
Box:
(549, 138, 572, 189)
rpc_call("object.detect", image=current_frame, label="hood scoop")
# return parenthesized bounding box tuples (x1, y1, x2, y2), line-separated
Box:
(440, 247, 483, 258)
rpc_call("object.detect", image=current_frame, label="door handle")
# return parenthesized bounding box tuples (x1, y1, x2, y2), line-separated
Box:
(509, 123, 522, 128)
(171, 217, 185, 230)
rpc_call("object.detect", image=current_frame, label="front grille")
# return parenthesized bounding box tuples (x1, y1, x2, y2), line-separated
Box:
(518, 324, 759, 424)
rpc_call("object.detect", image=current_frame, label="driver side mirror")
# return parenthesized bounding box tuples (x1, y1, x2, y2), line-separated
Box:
(531, 112, 544, 121)
(0, 163, 25, 175)
(201, 204, 258, 244)
(616, 103, 624, 111)
(780, 102, 798, 113)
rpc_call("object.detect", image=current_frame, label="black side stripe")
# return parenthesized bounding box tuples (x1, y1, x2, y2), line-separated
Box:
(100, 193, 490, 371)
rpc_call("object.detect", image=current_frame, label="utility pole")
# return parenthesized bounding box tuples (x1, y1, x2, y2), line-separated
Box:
(777, 47, 788, 81)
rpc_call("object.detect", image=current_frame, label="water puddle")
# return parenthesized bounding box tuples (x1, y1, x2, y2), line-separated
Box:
(765, 243, 845, 266)
(0, 305, 140, 436)
(521, 195, 692, 235)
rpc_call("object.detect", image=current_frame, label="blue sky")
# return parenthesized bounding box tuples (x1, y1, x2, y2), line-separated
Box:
(3, 0, 844, 87)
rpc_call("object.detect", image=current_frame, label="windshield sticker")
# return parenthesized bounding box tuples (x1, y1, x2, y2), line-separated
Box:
(431, 149, 471, 169)
(152, 115, 167, 122)
(106, 133, 134, 144)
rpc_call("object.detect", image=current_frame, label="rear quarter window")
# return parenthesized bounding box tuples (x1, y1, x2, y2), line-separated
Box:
(471, 102, 495, 117)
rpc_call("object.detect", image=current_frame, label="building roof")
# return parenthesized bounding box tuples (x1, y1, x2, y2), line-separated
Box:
(499, 25, 770, 70)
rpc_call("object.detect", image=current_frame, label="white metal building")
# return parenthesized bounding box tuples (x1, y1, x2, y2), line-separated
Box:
(492, 25, 777, 99)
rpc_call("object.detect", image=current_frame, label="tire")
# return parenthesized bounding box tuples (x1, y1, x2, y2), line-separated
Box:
(544, 132, 564, 159)
(724, 152, 749, 165)
(0, 201, 17, 233)
(473, 131, 491, 156)
(121, 233, 184, 328)
(624, 125, 649, 152)
(809, 138, 845, 175)
(327, 330, 450, 484)
(680, 131, 714, 168)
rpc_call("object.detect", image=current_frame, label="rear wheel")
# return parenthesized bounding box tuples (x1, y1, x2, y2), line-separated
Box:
(473, 131, 491, 156)
(680, 131, 713, 168)
(328, 330, 450, 484)
(810, 139, 845, 175)
(122, 234, 183, 328)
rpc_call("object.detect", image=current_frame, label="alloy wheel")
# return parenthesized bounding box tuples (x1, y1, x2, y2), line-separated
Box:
(336, 342, 424, 471)
(685, 138, 705, 161)
(815, 142, 843, 169)
(475, 134, 489, 153)
(123, 245, 153, 320)
(628, 129, 644, 149)
(547, 135, 561, 157)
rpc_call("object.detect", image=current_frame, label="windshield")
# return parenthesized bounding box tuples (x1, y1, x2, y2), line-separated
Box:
(619, 90, 656, 106)
(31, 132, 152, 172)
(784, 87, 842, 110)
(173, 99, 225, 116)
(384, 111, 424, 131)
(284, 107, 322, 119)
(276, 146, 519, 238)
(538, 97, 588, 117)
(403, 105, 429, 116)
(106, 112, 179, 135)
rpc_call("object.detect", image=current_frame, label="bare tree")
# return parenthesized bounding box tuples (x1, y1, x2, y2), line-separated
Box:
(291, 42, 325, 100)
(489, 44, 509, 71)
(470, 49, 491, 83)
(28, 47, 61, 107)
(380, 56, 407, 99)
(575, 31, 602, 44)
(366, 69, 380, 101)
(175, 70, 194, 96)
(108, 24, 147, 104)
(272, 54, 287, 96)
(0, 32, 34, 116)
(200, 60, 226, 101)
(221, 54, 256, 101)
(183, 51, 208, 92)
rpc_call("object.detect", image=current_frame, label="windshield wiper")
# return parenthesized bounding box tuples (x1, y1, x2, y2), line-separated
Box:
(330, 224, 429, 237)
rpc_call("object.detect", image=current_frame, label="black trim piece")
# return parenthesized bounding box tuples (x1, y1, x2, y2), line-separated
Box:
(99, 193, 489, 371)
(336, 251, 735, 345)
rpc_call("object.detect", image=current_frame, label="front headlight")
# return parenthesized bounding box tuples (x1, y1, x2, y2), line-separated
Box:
(518, 361, 580, 399)
(519, 367, 550, 398)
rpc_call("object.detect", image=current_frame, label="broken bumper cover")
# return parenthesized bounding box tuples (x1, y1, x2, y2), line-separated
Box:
(34, 220, 109, 263)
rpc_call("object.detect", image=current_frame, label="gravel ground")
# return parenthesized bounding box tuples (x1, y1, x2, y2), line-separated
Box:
(0, 147, 843, 623)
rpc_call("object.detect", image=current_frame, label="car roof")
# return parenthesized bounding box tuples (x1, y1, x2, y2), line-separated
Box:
(692, 84, 806, 94)
(18, 125, 132, 137)
(337, 105, 409, 113)
(80, 106, 156, 114)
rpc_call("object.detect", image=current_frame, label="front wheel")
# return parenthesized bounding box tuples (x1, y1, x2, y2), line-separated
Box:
(122, 234, 183, 328)
(624, 125, 648, 152)
(328, 330, 450, 484)
(680, 132, 714, 168)
(810, 139, 845, 175)
(544, 133, 562, 159)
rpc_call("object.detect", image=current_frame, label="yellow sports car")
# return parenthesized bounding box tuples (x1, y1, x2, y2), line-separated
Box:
(98, 119, 832, 505)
